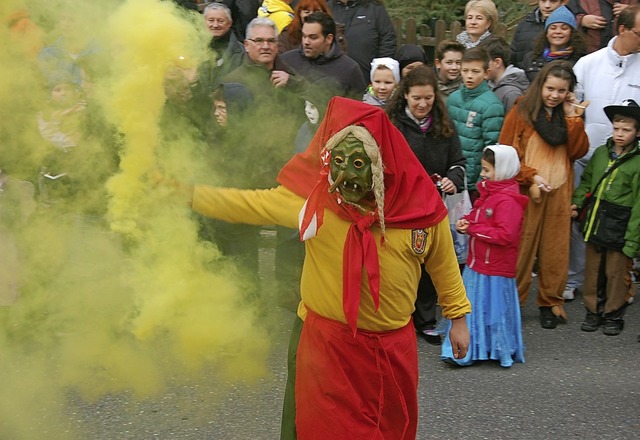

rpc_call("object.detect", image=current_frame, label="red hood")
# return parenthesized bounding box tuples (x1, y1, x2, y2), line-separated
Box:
(277, 97, 446, 333)
(278, 96, 446, 229)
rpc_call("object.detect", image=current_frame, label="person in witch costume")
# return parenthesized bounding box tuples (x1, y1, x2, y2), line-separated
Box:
(190, 97, 470, 439)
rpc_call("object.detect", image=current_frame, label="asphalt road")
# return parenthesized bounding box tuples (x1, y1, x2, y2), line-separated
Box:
(50, 281, 639, 440)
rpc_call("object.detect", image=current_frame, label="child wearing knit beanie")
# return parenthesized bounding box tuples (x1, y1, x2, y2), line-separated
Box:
(544, 5, 577, 31)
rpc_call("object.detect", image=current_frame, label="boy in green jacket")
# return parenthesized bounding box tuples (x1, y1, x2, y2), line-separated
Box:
(571, 99, 640, 336)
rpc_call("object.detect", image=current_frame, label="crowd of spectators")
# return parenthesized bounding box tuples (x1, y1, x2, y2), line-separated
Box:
(3, 0, 640, 349)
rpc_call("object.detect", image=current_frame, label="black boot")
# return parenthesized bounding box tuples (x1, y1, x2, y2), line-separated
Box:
(603, 319, 624, 336)
(602, 305, 627, 336)
(581, 311, 602, 332)
(539, 307, 557, 329)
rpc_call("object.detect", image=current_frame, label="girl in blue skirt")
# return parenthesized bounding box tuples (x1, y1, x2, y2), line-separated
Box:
(441, 145, 528, 367)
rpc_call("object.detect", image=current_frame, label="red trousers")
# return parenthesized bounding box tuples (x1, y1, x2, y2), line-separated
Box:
(295, 309, 418, 440)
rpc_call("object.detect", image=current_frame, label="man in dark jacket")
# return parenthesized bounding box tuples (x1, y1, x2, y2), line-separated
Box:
(281, 12, 366, 100)
(223, 17, 306, 99)
(510, 0, 565, 69)
(196, 3, 246, 103)
(326, 0, 396, 80)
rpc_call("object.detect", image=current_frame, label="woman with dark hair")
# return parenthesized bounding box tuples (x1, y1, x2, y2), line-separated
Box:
(277, 0, 333, 53)
(387, 65, 467, 344)
(522, 5, 588, 81)
(498, 60, 589, 329)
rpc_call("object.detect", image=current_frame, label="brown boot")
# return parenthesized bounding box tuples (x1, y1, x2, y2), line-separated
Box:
(551, 305, 568, 323)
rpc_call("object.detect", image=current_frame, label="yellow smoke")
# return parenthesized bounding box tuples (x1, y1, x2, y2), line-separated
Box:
(0, 1, 274, 438)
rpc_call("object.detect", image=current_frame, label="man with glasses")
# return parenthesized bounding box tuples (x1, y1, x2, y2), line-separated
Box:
(564, 4, 640, 307)
(574, 3, 640, 162)
(222, 17, 308, 311)
(224, 17, 305, 96)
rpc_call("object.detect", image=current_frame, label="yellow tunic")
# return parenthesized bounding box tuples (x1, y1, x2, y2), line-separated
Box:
(193, 185, 470, 331)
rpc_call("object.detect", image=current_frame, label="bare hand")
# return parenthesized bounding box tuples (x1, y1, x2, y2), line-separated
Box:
(570, 203, 578, 218)
(440, 177, 456, 194)
(455, 218, 470, 233)
(449, 316, 470, 359)
(613, 3, 628, 17)
(563, 93, 589, 117)
(581, 14, 607, 29)
(533, 174, 552, 192)
(271, 70, 290, 88)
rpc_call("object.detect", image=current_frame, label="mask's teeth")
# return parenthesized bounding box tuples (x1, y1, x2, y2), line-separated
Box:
(353, 184, 358, 190)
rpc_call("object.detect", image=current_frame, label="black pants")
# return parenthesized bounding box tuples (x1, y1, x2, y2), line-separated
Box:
(412, 267, 438, 332)
(413, 264, 464, 331)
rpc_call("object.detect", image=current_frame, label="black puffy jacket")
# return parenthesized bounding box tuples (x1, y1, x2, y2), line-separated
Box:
(509, 9, 544, 69)
(326, 0, 397, 81)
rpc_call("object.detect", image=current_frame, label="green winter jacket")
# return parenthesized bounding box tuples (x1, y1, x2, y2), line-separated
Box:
(573, 139, 640, 258)
(446, 81, 505, 190)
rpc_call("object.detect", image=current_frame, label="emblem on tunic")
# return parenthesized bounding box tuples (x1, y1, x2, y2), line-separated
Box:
(485, 208, 493, 218)
(412, 229, 428, 254)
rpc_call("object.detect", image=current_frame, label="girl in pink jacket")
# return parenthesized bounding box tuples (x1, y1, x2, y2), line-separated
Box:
(441, 144, 529, 367)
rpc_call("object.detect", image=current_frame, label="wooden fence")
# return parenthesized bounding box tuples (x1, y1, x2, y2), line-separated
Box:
(391, 17, 508, 53)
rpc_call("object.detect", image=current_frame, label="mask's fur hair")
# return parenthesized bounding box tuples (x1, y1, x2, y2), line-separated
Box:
(324, 125, 386, 238)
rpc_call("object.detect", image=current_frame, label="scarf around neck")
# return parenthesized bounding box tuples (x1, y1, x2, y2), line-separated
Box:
(534, 106, 568, 146)
(405, 106, 432, 132)
(543, 46, 574, 61)
(456, 30, 492, 48)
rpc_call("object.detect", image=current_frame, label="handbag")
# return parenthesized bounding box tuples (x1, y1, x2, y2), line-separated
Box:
(582, 199, 631, 250)
(443, 166, 472, 264)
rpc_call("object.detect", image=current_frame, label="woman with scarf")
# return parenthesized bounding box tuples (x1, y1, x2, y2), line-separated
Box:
(456, 0, 499, 49)
(498, 60, 589, 329)
(386, 66, 466, 345)
(190, 97, 470, 439)
(522, 5, 588, 82)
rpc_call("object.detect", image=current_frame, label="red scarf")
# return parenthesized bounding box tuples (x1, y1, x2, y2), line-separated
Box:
(277, 97, 447, 333)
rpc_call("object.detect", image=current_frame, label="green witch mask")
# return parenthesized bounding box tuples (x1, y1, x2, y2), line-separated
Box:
(328, 134, 373, 206)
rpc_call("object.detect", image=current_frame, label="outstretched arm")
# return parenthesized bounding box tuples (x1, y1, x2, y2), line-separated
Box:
(193, 185, 302, 229)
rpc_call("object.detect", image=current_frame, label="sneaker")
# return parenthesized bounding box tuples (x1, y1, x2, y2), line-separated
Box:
(562, 287, 576, 301)
(417, 329, 442, 345)
(581, 311, 602, 332)
(602, 319, 624, 336)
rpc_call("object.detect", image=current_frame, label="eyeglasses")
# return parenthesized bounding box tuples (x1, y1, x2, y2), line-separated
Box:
(630, 28, 640, 38)
(247, 38, 277, 45)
